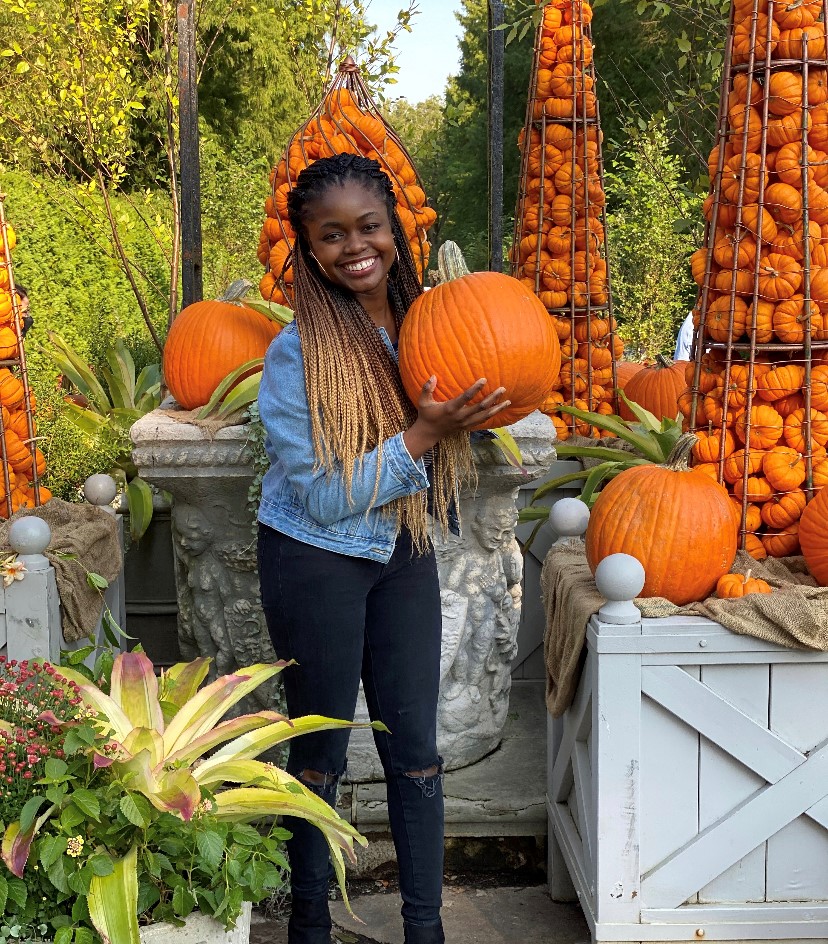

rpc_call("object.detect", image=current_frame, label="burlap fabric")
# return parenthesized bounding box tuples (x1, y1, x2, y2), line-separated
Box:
(541, 540, 828, 718)
(0, 499, 122, 642)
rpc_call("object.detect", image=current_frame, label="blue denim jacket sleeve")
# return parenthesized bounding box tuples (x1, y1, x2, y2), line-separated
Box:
(258, 323, 430, 527)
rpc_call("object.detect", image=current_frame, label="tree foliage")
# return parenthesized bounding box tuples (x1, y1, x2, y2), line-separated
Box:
(605, 123, 702, 360)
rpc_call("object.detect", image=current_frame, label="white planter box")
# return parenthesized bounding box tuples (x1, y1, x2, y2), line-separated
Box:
(548, 610, 828, 942)
(139, 903, 252, 944)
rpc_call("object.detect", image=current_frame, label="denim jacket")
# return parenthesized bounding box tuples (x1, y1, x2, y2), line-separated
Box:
(257, 321, 459, 563)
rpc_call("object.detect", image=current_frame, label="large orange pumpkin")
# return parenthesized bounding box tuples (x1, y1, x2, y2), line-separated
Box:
(619, 355, 690, 422)
(398, 243, 561, 429)
(799, 486, 828, 583)
(163, 287, 280, 410)
(585, 433, 737, 605)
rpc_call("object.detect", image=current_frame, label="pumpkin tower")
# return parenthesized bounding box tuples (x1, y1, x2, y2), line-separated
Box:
(258, 57, 438, 306)
(0, 197, 47, 515)
(686, 0, 828, 561)
(511, 0, 620, 441)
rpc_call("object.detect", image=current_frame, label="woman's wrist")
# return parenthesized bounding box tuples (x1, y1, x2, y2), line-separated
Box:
(403, 420, 440, 462)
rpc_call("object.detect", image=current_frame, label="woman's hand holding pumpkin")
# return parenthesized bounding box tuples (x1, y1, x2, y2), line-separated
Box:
(403, 377, 510, 461)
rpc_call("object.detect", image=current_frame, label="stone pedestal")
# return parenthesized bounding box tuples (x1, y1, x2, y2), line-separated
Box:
(131, 405, 555, 772)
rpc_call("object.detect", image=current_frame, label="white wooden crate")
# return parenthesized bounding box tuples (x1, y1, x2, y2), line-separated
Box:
(548, 610, 828, 943)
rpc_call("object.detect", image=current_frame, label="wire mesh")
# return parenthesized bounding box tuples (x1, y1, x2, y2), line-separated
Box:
(257, 56, 437, 306)
(0, 195, 44, 518)
(511, 0, 620, 440)
(688, 0, 828, 559)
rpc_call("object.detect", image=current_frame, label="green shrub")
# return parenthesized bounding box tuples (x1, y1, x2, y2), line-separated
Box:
(604, 124, 703, 361)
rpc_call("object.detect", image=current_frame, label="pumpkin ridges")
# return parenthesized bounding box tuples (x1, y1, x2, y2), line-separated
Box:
(585, 434, 737, 605)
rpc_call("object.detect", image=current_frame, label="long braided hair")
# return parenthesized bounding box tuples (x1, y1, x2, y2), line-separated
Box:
(286, 153, 473, 548)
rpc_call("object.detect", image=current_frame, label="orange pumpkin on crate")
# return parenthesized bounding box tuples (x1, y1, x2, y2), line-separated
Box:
(258, 57, 437, 306)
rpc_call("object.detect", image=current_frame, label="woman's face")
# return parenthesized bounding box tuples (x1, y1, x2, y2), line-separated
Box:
(302, 180, 396, 299)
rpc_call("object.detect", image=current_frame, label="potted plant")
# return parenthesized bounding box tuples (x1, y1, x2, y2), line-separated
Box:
(0, 650, 374, 943)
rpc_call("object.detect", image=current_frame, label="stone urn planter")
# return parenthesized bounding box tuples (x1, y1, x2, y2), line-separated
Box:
(131, 404, 556, 772)
(139, 903, 252, 944)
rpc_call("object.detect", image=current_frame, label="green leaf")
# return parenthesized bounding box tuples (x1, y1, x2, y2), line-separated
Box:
(215, 370, 265, 419)
(89, 853, 115, 877)
(172, 884, 195, 918)
(580, 462, 625, 507)
(231, 823, 264, 846)
(488, 427, 527, 475)
(109, 339, 137, 404)
(101, 364, 132, 411)
(61, 401, 111, 437)
(19, 796, 46, 834)
(242, 298, 294, 327)
(0, 874, 7, 915)
(45, 333, 112, 412)
(39, 834, 67, 869)
(120, 794, 146, 828)
(44, 758, 69, 780)
(556, 404, 664, 462)
(6, 877, 26, 909)
(195, 359, 263, 420)
(86, 571, 109, 592)
(134, 363, 161, 406)
(87, 846, 140, 944)
(72, 789, 101, 821)
(75, 927, 95, 944)
(53, 928, 73, 944)
(47, 853, 70, 894)
(126, 476, 154, 541)
(196, 830, 224, 870)
(66, 644, 97, 665)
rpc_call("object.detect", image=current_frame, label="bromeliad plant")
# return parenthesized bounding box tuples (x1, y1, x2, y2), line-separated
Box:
(1, 651, 374, 944)
(519, 393, 685, 547)
(42, 335, 162, 540)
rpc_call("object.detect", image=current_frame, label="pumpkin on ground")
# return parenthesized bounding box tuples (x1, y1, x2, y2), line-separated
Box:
(619, 355, 690, 422)
(163, 284, 280, 411)
(716, 569, 773, 598)
(585, 433, 737, 605)
(398, 243, 561, 429)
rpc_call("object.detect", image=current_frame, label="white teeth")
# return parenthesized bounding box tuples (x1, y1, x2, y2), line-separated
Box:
(343, 257, 375, 272)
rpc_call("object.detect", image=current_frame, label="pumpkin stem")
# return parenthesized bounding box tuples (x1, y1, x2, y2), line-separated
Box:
(665, 432, 699, 472)
(656, 353, 674, 369)
(435, 241, 471, 283)
(218, 279, 253, 305)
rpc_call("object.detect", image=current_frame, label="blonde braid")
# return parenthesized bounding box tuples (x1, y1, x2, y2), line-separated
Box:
(287, 154, 473, 549)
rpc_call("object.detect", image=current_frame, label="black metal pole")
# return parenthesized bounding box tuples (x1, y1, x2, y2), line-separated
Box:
(487, 0, 505, 272)
(178, 0, 203, 307)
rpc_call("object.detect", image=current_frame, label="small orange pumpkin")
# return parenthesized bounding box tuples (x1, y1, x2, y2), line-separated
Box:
(716, 569, 773, 598)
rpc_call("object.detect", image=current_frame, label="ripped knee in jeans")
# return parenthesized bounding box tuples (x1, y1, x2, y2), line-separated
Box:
(296, 767, 343, 800)
(403, 758, 444, 798)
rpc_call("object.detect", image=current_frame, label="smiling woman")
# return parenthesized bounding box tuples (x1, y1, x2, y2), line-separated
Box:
(254, 152, 511, 944)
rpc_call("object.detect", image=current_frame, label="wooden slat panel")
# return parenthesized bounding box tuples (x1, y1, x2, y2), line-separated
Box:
(640, 667, 699, 882)
(698, 663, 769, 903)
(642, 739, 828, 909)
(767, 663, 828, 902)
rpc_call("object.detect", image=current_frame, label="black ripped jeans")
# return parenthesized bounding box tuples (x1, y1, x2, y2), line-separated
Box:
(258, 524, 445, 933)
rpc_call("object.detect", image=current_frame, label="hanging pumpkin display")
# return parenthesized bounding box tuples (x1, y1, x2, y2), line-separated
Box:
(398, 243, 561, 429)
(258, 57, 437, 306)
(585, 433, 737, 605)
(0, 200, 48, 515)
(683, 0, 828, 567)
(512, 0, 622, 442)
(163, 282, 280, 411)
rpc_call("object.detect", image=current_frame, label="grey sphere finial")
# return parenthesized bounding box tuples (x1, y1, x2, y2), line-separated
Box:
(9, 516, 51, 557)
(549, 497, 590, 542)
(84, 473, 118, 508)
(595, 553, 646, 625)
